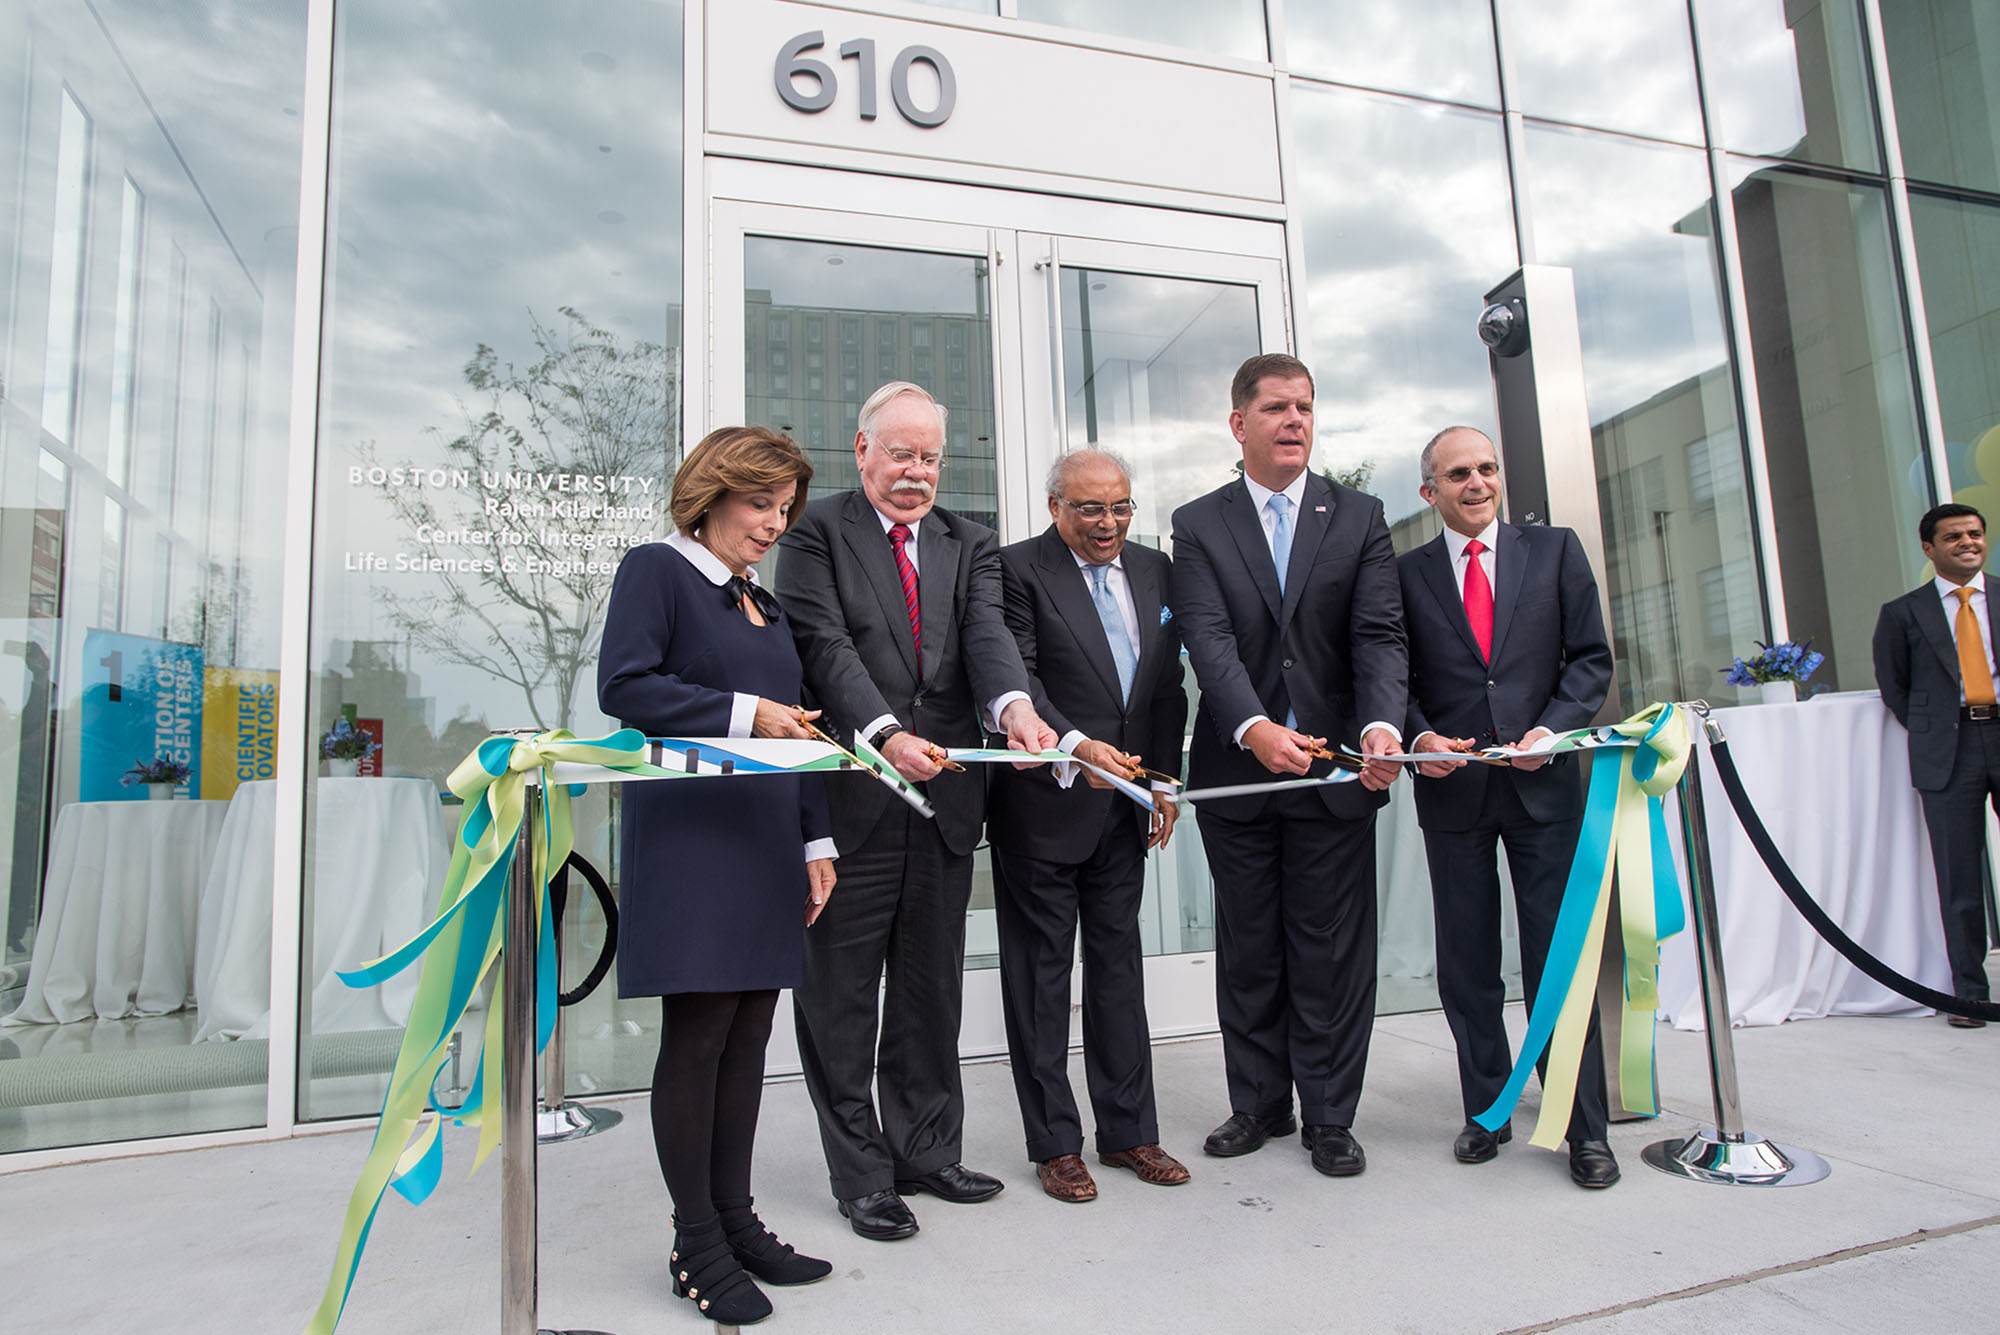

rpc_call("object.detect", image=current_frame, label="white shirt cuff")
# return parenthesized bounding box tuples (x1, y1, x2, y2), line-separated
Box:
(729, 693, 759, 739)
(987, 690, 1031, 733)
(858, 712, 899, 747)
(803, 838, 837, 863)
(1232, 714, 1271, 748)
(1057, 729, 1086, 754)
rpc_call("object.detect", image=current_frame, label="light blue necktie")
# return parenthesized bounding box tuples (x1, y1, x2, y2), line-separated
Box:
(1267, 493, 1297, 728)
(1089, 563, 1137, 705)
(1268, 492, 1294, 595)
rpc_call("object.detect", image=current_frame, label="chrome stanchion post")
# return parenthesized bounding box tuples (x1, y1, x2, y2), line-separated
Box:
(504, 774, 618, 1335)
(502, 789, 540, 1335)
(537, 878, 622, 1145)
(1642, 703, 1829, 1186)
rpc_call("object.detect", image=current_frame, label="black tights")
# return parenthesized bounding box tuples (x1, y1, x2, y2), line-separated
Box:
(651, 989, 778, 1227)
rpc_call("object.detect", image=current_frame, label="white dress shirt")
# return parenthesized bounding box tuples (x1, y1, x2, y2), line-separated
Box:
(1935, 572, 1996, 704)
(667, 533, 835, 863)
(1442, 519, 1499, 604)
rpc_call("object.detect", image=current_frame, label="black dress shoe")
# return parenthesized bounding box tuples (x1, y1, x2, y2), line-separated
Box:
(1202, 1110, 1297, 1158)
(1302, 1124, 1366, 1177)
(894, 1162, 1004, 1204)
(1569, 1139, 1621, 1189)
(1453, 1120, 1513, 1164)
(837, 1189, 919, 1240)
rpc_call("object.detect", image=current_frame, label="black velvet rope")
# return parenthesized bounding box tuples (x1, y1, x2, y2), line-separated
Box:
(549, 852, 619, 1008)
(1705, 737, 2000, 1023)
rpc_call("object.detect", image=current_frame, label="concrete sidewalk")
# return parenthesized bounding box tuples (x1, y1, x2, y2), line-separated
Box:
(8, 1007, 1999, 1333)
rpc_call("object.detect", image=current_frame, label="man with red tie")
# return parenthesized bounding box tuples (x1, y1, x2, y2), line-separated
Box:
(1398, 426, 1618, 1188)
(1873, 503, 1998, 1028)
(777, 381, 1058, 1239)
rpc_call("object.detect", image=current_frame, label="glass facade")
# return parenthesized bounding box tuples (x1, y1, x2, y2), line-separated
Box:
(302, 0, 682, 1119)
(3, 0, 1996, 1157)
(0, 0, 305, 1152)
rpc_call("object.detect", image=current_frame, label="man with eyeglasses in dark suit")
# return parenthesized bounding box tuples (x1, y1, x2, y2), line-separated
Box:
(988, 448, 1191, 1204)
(1399, 425, 1618, 1189)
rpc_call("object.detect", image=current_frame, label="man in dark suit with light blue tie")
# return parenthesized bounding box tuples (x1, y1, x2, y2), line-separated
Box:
(988, 449, 1191, 1203)
(1170, 353, 1407, 1179)
(1399, 426, 1618, 1188)
(1873, 502, 1999, 1027)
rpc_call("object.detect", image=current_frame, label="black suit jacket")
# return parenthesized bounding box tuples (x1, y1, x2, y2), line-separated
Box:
(987, 527, 1188, 864)
(1398, 524, 1612, 832)
(1170, 471, 1407, 820)
(775, 490, 1031, 855)
(1874, 574, 1998, 792)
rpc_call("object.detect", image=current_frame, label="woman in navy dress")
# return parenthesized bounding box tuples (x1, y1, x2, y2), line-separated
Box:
(599, 426, 836, 1326)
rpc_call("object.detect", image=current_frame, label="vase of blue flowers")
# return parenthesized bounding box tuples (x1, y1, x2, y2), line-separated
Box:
(1724, 639, 1824, 704)
(321, 717, 381, 778)
(124, 755, 193, 799)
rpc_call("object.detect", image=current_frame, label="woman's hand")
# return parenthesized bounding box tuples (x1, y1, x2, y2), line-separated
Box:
(804, 858, 836, 926)
(753, 699, 818, 739)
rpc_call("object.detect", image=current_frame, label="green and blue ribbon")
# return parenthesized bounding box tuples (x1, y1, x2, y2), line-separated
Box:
(305, 728, 912, 1335)
(1472, 704, 1690, 1147)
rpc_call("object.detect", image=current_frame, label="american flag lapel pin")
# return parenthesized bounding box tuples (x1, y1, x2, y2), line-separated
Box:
(1314, 505, 1327, 513)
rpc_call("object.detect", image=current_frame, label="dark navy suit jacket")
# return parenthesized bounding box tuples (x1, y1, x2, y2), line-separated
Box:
(1397, 523, 1612, 833)
(1170, 471, 1406, 821)
(988, 526, 1187, 865)
(1874, 573, 2000, 792)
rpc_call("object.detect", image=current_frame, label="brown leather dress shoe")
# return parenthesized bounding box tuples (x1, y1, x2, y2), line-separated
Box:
(1947, 1013, 1987, 1029)
(1099, 1143, 1191, 1186)
(1036, 1153, 1097, 1203)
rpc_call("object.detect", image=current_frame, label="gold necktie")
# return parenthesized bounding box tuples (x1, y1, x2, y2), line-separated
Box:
(1955, 587, 1996, 706)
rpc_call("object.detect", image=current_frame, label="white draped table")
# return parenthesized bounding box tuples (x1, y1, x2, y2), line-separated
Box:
(193, 777, 448, 1041)
(1659, 692, 1953, 1028)
(3, 799, 231, 1025)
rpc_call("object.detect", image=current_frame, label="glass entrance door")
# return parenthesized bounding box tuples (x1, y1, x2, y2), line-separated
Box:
(709, 178, 1288, 1059)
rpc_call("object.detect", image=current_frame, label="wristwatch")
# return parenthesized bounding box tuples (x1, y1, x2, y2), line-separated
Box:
(868, 722, 904, 749)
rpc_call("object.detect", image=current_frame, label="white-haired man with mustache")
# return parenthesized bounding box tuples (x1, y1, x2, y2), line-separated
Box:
(775, 381, 1057, 1242)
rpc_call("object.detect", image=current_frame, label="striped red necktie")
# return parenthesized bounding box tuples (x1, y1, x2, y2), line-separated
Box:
(889, 523, 922, 677)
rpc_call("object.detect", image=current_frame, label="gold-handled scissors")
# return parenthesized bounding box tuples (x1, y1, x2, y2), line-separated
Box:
(923, 743, 968, 773)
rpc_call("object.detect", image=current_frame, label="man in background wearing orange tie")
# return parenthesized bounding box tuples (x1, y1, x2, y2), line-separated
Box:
(1874, 503, 1999, 1027)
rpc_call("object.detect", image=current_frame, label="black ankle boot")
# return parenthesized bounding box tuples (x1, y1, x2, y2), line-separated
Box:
(717, 1195, 833, 1286)
(670, 1213, 773, 1324)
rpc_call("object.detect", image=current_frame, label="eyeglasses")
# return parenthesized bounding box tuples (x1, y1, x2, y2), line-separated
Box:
(1435, 461, 1499, 485)
(881, 447, 945, 470)
(1059, 499, 1137, 520)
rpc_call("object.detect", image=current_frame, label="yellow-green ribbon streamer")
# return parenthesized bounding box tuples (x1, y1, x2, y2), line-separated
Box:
(1472, 703, 1689, 1148)
(305, 728, 689, 1335)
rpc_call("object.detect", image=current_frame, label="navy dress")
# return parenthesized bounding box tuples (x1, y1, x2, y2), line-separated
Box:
(598, 540, 830, 996)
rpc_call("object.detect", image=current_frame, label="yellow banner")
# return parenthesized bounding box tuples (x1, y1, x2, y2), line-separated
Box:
(202, 668, 280, 800)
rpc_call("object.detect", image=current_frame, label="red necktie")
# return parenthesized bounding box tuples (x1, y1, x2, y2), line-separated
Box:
(1463, 537, 1493, 662)
(889, 523, 922, 677)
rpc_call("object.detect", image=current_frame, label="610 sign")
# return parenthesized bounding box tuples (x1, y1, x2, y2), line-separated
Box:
(774, 31, 956, 128)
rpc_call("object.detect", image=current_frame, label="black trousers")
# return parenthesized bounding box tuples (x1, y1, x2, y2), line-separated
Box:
(1196, 791, 1377, 1128)
(794, 801, 973, 1197)
(1918, 718, 2000, 1002)
(1422, 777, 1606, 1143)
(991, 800, 1157, 1162)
